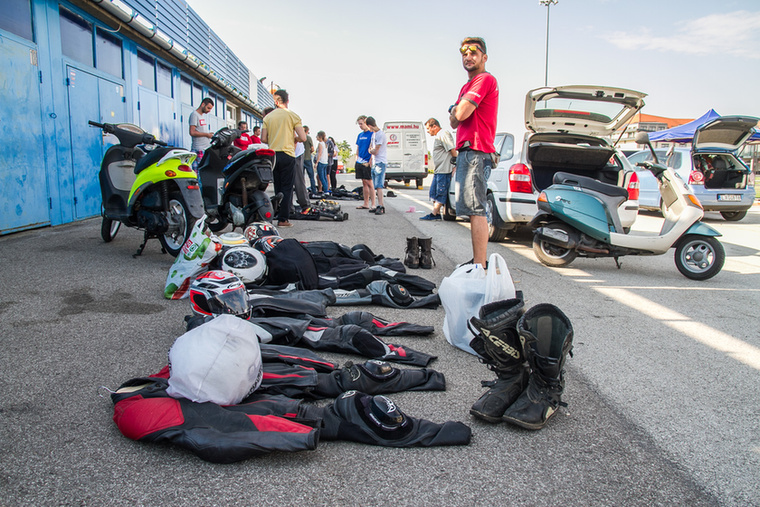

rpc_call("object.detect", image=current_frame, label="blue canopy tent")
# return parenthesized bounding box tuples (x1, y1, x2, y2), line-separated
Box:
(649, 109, 760, 143)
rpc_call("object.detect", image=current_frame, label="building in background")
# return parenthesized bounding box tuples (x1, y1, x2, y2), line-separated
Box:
(0, 0, 275, 234)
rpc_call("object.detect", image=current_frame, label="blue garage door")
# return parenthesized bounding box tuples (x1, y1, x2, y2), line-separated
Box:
(0, 37, 50, 234)
(66, 66, 126, 220)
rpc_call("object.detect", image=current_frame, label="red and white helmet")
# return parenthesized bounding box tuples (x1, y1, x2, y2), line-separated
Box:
(244, 222, 280, 244)
(189, 270, 250, 318)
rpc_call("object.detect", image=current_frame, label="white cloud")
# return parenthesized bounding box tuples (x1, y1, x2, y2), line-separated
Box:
(603, 10, 760, 58)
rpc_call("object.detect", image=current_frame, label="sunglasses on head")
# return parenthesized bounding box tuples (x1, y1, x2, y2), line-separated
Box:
(460, 44, 483, 55)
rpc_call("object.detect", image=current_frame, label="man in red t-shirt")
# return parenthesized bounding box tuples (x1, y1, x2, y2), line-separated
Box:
(234, 121, 255, 150)
(251, 126, 262, 144)
(449, 36, 499, 269)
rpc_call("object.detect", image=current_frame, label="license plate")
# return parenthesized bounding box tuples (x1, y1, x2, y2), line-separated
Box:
(718, 194, 742, 201)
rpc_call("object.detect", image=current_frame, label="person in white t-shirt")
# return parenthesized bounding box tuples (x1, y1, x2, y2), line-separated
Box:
(367, 116, 387, 215)
(315, 131, 330, 194)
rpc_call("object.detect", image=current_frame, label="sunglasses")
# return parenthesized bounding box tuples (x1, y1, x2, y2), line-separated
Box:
(460, 44, 483, 55)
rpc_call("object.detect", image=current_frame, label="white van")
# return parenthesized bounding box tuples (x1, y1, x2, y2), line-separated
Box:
(383, 121, 429, 188)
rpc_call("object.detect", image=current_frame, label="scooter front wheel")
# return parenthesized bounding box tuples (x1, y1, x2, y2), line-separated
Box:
(101, 217, 121, 243)
(532, 223, 578, 267)
(159, 197, 194, 257)
(674, 235, 724, 280)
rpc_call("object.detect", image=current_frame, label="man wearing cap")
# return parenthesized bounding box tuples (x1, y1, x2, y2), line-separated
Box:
(449, 36, 499, 268)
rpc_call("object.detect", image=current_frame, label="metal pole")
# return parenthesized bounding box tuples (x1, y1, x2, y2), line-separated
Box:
(544, 3, 550, 86)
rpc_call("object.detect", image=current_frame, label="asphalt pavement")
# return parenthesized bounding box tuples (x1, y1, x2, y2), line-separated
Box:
(2, 173, 758, 506)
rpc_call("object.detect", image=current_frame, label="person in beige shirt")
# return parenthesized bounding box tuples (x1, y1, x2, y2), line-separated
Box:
(262, 89, 306, 226)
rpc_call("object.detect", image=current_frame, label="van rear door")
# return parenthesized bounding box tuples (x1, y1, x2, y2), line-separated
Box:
(383, 121, 428, 186)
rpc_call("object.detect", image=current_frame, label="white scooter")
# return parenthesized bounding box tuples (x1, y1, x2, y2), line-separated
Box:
(530, 131, 725, 280)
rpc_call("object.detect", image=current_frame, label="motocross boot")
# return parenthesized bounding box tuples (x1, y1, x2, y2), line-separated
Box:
(467, 294, 528, 423)
(418, 237, 435, 269)
(502, 303, 573, 430)
(404, 237, 419, 269)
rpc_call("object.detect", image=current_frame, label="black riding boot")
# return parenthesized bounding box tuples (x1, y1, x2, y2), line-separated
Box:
(404, 237, 419, 269)
(418, 237, 435, 269)
(467, 294, 528, 423)
(502, 303, 573, 430)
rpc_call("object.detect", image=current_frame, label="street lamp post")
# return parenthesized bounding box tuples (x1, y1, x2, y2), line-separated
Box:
(540, 0, 558, 87)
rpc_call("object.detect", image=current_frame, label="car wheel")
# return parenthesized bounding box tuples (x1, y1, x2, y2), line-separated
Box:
(159, 197, 194, 257)
(720, 210, 747, 221)
(486, 193, 508, 242)
(101, 217, 120, 243)
(532, 222, 578, 267)
(674, 235, 725, 280)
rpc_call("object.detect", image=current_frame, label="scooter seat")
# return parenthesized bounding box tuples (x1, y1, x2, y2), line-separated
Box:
(134, 147, 176, 174)
(553, 172, 629, 199)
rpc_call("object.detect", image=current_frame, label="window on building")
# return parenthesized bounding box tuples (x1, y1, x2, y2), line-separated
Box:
(180, 77, 192, 105)
(0, 0, 33, 41)
(95, 28, 122, 78)
(156, 62, 172, 97)
(193, 83, 203, 106)
(60, 7, 93, 66)
(137, 51, 155, 90)
(208, 92, 218, 117)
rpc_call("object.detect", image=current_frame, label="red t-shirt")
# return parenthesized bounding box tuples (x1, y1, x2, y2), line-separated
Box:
(251, 135, 262, 144)
(455, 72, 499, 153)
(234, 133, 254, 150)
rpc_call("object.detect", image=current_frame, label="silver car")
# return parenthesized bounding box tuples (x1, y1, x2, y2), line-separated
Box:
(628, 116, 757, 221)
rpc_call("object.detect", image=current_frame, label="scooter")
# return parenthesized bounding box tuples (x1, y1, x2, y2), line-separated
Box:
(89, 121, 204, 257)
(529, 131, 725, 280)
(196, 127, 277, 231)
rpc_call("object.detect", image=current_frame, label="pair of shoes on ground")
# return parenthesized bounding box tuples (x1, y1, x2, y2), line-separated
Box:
(277, 221, 293, 227)
(369, 206, 385, 215)
(419, 213, 442, 221)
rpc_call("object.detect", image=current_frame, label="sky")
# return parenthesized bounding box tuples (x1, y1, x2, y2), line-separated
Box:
(186, 0, 760, 148)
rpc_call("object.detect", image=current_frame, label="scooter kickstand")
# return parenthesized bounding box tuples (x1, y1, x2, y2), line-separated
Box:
(133, 232, 150, 258)
(614, 256, 622, 269)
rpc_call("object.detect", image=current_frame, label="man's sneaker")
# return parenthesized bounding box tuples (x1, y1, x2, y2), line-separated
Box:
(419, 213, 442, 221)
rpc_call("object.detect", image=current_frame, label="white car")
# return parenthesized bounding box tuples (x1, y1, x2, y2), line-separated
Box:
(447, 85, 643, 241)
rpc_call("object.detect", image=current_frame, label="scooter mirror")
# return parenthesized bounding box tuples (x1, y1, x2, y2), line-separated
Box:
(634, 131, 659, 164)
(634, 131, 650, 145)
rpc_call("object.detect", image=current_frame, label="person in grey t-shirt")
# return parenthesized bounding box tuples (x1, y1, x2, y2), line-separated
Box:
(189, 98, 214, 163)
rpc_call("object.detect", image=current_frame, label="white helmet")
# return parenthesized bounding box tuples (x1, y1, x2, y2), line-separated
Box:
(218, 232, 248, 247)
(221, 245, 268, 284)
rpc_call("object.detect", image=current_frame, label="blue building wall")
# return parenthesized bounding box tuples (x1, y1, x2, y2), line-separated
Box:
(0, 0, 269, 234)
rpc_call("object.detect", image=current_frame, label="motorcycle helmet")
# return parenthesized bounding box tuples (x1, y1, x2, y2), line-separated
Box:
(189, 270, 251, 318)
(253, 235, 283, 254)
(244, 222, 280, 244)
(221, 245, 267, 285)
(218, 232, 248, 247)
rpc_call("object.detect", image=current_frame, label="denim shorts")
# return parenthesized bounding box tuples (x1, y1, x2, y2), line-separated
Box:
(455, 150, 491, 217)
(372, 162, 387, 189)
(429, 172, 452, 205)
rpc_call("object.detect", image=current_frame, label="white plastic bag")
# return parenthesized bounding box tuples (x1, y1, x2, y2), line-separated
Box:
(163, 215, 222, 299)
(166, 315, 265, 405)
(439, 253, 516, 355)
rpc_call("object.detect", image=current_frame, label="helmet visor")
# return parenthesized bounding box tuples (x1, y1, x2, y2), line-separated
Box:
(206, 288, 250, 317)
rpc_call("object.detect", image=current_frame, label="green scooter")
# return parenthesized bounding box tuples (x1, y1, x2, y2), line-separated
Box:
(529, 131, 725, 280)
(89, 121, 204, 257)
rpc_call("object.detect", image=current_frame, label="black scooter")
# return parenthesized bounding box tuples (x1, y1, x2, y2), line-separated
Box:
(196, 127, 278, 231)
(89, 121, 204, 257)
